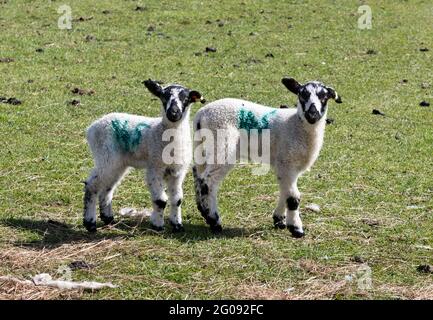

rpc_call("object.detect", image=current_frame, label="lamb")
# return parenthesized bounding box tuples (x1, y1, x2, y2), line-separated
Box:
(83, 79, 204, 232)
(192, 77, 342, 237)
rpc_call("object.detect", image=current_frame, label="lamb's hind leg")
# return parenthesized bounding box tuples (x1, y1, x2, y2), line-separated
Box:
(193, 165, 208, 223)
(98, 167, 128, 226)
(195, 164, 233, 233)
(83, 169, 102, 232)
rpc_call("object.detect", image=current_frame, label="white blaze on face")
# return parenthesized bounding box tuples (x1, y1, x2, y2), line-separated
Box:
(168, 88, 183, 110)
(303, 83, 322, 112)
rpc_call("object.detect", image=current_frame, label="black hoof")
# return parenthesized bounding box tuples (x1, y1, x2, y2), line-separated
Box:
(150, 224, 164, 232)
(210, 224, 222, 234)
(205, 215, 218, 226)
(273, 216, 286, 229)
(288, 225, 305, 238)
(171, 223, 185, 233)
(83, 220, 97, 233)
(101, 215, 115, 226)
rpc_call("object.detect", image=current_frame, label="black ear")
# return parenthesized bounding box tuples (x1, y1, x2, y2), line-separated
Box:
(189, 90, 206, 104)
(144, 79, 163, 97)
(326, 87, 343, 104)
(282, 77, 302, 95)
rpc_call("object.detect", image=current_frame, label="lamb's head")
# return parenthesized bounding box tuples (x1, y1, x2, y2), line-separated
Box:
(144, 79, 205, 123)
(282, 77, 342, 125)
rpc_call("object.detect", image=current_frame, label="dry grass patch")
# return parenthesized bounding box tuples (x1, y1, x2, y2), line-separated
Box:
(0, 239, 125, 299)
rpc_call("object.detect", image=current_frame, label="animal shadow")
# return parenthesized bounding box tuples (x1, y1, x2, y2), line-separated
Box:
(1, 216, 262, 248)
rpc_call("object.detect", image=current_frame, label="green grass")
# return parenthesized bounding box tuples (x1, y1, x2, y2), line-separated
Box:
(0, 0, 432, 299)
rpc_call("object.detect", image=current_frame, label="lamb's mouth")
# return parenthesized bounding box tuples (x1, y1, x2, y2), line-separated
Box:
(304, 112, 320, 124)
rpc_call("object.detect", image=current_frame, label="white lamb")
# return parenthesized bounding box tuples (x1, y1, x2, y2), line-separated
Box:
(83, 79, 204, 232)
(192, 77, 342, 237)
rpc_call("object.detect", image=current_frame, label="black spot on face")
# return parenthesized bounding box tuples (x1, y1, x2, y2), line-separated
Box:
(176, 199, 182, 206)
(298, 89, 311, 111)
(196, 120, 201, 130)
(154, 199, 167, 209)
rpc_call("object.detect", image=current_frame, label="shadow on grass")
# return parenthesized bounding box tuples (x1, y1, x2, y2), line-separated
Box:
(0, 217, 125, 249)
(112, 218, 261, 243)
(0, 217, 261, 248)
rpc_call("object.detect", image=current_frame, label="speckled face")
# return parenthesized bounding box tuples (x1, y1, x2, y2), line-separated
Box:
(160, 85, 192, 122)
(298, 82, 331, 124)
(281, 77, 342, 125)
(143, 79, 203, 123)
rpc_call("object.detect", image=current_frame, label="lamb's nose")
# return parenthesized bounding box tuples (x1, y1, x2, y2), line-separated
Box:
(308, 104, 319, 115)
(169, 108, 180, 116)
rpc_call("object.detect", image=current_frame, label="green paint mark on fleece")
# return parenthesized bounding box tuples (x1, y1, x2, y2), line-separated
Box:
(237, 108, 277, 132)
(111, 119, 150, 152)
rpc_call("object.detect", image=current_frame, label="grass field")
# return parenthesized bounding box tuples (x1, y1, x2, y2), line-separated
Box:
(0, 0, 432, 299)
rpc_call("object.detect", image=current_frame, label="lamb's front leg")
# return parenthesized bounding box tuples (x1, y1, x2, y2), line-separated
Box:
(272, 175, 289, 229)
(146, 168, 167, 231)
(274, 171, 304, 238)
(166, 170, 186, 232)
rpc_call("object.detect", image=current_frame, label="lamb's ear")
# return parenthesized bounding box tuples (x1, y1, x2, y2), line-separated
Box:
(144, 79, 163, 97)
(326, 87, 343, 104)
(282, 77, 301, 95)
(189, 90, 206, 104)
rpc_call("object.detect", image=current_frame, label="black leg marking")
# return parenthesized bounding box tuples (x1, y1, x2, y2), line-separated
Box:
(100, 214, 114, 226)
(203, 212, 222, 233)
(176, 199, 182, 207)
(288, 225, 305, 238)
(193, 166, 208, 216)
(154, 199, 167, 209)
(286, 196, 300, 211)
(196, 120, 201, 130)
(200, 182, 209, 195)
(198, 207, 210, 220)
(83, 219, 97, 233)
(192, 166, 217, 231)
(99, 199, 114, 225)
(273, 215, 286, 229)
(83, 188, 97, 232)
(83, 188, 93, 211)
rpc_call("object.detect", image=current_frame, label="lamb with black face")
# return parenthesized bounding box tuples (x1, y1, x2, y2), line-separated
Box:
(282, 78, 342, 125)
(143, 80, 205, 123)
